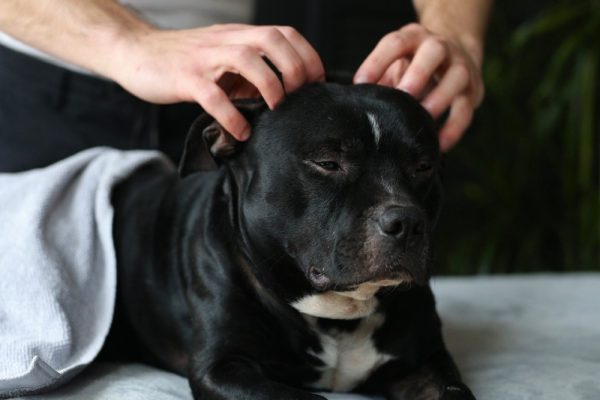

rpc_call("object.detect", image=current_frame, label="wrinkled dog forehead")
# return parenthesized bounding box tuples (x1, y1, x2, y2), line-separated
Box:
(178, 82, 437, 178)
(252, 83, 439, 155)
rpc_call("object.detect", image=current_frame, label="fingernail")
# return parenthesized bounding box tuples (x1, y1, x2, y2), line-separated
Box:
(354, 74, 369, 84)
(439, 136, 451, 152)
(422, 100, 435, 114)
(397, 81, 414, 95)
(268, 95, 284, 110)
(240, 126, 251, 141)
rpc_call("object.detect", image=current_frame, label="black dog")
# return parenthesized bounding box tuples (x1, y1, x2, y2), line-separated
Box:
(106, 82, 475, 400)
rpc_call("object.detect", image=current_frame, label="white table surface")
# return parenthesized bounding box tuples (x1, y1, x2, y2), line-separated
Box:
(20, 273, 600, 400)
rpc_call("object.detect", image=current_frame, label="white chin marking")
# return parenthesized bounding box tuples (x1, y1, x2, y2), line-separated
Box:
(337, 279, 403, 301)
(291, 279, 403, 320)
(291, 291, 378, 320)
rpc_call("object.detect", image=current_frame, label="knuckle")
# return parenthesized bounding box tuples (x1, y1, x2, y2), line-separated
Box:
(231, 45, 255, 60)
(260, 26, 283, 43)
(403, 22, 424, 33)
(286, 60, 305, 81)
(221, 113, 241, 131)
(453, 63, 470, 82)
(385, 32, 407, 49)
(197, 84, 223, 105)
(277, 25, 299, 39)
(426, 37, 447, 55)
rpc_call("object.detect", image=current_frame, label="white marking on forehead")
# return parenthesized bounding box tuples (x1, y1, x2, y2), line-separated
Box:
(366, 112, 382, 147)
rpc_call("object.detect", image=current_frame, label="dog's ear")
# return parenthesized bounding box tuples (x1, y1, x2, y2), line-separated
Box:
(178, 99, 267, 177)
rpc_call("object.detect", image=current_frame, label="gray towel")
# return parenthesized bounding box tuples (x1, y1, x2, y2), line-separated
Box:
(0, 148, 172, 398)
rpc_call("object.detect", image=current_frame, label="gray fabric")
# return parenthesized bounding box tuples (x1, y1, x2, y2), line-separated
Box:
(14, 274, 600, 400)
(0, 148, 172, 398)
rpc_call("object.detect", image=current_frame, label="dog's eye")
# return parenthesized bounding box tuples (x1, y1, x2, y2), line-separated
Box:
(313, 161, 341, 171)
(415, 161, 433, 174)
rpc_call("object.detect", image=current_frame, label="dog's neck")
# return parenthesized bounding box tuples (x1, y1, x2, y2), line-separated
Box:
(222, 169, 315, 305)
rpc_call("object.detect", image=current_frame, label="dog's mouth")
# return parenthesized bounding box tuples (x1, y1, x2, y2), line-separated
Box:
(306, 264, 423, 293)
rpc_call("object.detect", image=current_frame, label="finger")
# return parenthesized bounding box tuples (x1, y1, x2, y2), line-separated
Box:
(438, 96, 473, 152)
(376, 58, 410, 87)
(354, 25, 425, 84)
(204, 23, 253, 32)
(219, 45, 285, 109)
(193, 81, 251, 141)
(377, 68, 396, 87)
(277, 26, 325, 82)
(421, 64, 470, 118)
(245, 27, 309, 93)
(472, 74, 485, 107)
(216, 73, 260, 99)
(397, 37, 447, 98)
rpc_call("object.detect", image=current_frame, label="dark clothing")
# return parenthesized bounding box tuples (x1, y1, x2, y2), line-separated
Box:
(0, 0, 416, 172)
(0, 44, 198, 172)
(255, 0, 416, 71)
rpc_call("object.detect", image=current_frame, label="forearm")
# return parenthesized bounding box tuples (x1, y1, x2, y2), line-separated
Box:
(412, 0, 493, 66)
(0, 0, 152, 77)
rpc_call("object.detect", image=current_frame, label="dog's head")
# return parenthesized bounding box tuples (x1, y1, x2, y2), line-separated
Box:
(180, 83, 441, 305)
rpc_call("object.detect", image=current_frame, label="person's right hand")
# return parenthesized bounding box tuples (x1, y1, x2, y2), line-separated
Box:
(109, 24, 325, 140)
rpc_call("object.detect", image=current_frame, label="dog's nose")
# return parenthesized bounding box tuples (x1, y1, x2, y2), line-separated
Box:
(377, 206, 425, 243)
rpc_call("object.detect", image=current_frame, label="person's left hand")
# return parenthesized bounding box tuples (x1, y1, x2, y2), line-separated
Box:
(354, 23, 484, 152)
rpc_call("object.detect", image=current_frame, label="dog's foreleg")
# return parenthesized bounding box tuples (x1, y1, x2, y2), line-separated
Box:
(379, 350, 475, 400)
(189, 355, 326, 400)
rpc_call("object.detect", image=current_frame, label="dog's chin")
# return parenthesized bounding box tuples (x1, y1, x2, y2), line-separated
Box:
(337, 269, 415, 291)
(306, 262, 428, 294)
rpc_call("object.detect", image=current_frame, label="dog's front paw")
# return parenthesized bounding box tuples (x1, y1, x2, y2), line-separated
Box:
(440, 383, 476, 400)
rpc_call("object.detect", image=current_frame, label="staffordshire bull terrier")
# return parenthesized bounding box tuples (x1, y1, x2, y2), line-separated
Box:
(105, 82, 476, 400)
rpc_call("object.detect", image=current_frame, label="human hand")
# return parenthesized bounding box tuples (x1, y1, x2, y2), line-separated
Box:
(354, 23, 484, 151)
(110, 24, 324, 140)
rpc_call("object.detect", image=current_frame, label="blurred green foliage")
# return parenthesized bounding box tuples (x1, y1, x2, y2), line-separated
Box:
(435, 0, 599, 274)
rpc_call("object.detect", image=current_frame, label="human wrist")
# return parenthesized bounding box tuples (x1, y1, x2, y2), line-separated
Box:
(89, 12, 156, 81)
(455, 33, 484, 68)
(422, 21, 484, 69)
(416, 2, 487, 68)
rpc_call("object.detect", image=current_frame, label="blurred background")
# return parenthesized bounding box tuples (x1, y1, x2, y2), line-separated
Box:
(256, 0, 599, 274)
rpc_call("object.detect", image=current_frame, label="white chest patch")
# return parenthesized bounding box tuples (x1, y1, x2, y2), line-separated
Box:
(291, 281, 402, 392)
(306, 313, 394, 392)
